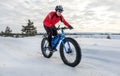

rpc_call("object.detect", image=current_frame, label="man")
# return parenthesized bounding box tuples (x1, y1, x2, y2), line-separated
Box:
(43, 5, 73, 51)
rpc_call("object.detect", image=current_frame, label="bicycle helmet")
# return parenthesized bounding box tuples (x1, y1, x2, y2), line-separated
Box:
(55, 5, 64, 12)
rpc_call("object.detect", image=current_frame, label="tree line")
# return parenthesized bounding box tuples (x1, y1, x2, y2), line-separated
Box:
(0, 19, 37, 38)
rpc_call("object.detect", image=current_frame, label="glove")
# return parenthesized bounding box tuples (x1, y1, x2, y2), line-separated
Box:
(68, 25, 73, 29)
(51, 26, 57, 30)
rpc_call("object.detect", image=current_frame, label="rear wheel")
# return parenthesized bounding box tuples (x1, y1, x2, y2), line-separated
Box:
(60, 38, 81, 67)
(41, 38, 53, 58)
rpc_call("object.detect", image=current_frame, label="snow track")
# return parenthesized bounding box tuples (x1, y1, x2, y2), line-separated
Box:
(0, 36, 120, 76)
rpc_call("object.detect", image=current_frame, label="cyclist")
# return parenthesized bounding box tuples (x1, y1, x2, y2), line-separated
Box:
(43, 5, 73, 51)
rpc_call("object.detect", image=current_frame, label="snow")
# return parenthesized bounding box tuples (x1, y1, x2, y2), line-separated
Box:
(0, 36, 120, 76)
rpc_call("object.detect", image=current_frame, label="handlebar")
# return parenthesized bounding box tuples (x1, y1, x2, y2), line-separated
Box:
(56, 27, 69, 30)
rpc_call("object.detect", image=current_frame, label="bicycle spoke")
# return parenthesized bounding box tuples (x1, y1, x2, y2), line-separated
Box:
(63, 42, 77, 63)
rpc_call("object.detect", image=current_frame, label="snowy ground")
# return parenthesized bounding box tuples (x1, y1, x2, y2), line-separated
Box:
(0, 36, 120, 76)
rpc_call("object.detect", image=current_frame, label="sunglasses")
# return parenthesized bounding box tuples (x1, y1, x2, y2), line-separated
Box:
(57, 10, 63, 13)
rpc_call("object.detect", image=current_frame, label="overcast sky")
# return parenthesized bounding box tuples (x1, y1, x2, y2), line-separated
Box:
(0, 0, 120, 33)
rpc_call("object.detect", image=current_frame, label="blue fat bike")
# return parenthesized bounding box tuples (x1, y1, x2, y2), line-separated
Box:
(41, 26, 82, 67)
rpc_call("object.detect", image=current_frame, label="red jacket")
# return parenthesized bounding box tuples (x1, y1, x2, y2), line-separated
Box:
(43, 11, 70, 28)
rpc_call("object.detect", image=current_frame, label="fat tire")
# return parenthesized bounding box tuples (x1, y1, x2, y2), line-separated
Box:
(41, 38, 53, 58)
(60, 37, 81, 67)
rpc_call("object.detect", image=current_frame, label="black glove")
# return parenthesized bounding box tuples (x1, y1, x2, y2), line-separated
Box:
(68, 25, 73, 29)
(51, 26, 57, 30)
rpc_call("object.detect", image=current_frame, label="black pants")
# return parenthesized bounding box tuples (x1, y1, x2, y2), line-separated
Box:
(44, 25, 58, 47)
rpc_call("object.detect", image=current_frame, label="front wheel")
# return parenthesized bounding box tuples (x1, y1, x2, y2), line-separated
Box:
(41, 38, 53, 58)
(60, 38, 81, 67)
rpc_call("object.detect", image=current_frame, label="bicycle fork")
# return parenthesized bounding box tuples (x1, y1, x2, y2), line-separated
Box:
(61, 41, 72, 53)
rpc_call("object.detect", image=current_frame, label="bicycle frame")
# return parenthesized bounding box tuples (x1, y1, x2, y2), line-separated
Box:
(51, 28, 65, 49)
(52, 27, 71, 53)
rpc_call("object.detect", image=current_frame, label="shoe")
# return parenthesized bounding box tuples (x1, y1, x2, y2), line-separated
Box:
(51, 48, 57, 53)
(48, 46, 53, 51)
(49, 46, 57, 53)
(53, 48, 57, 51)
